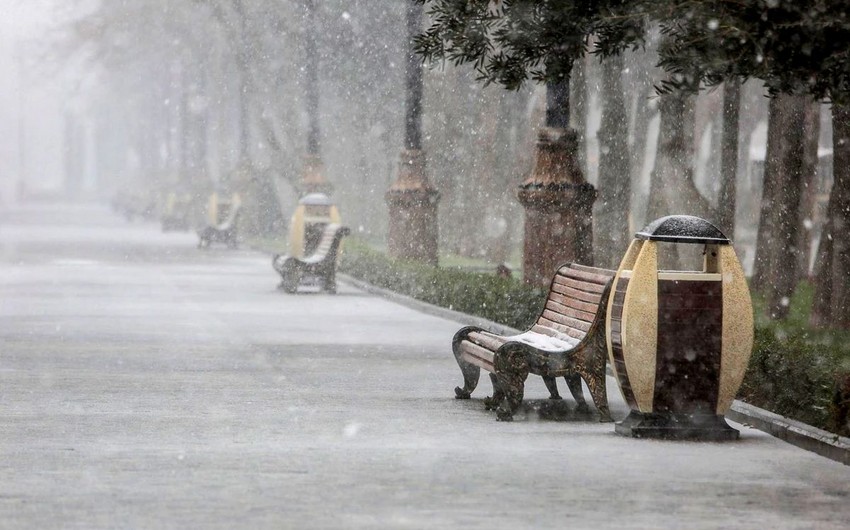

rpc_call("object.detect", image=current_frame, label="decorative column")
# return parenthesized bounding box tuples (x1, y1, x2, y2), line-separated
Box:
(301, 0, 332, 196)
(517, 78, 595, 286)
(385, 1, 439, 265)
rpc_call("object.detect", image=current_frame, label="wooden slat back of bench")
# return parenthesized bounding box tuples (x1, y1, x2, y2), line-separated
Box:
(310, 224, 343, 259)
(536, 263, 615, 342)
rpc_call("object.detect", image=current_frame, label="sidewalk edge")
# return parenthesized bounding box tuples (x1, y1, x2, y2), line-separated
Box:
(727, 401, 850, 465)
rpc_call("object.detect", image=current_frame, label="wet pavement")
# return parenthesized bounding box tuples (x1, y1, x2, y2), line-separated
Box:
(1, 202, 848, 529)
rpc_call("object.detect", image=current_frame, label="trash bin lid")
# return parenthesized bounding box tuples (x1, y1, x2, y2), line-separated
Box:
(635, 215, 730, 245)
(299, 192, 334, 206)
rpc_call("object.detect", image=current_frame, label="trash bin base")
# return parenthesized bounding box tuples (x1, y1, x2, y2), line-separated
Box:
(615, 410, 739, 441)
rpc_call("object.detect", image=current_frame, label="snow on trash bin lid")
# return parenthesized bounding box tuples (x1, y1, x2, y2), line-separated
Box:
(299, 193, 334, 206)
(635, 215, 730, 245)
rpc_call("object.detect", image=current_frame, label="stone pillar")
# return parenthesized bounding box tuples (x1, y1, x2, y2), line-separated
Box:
(517, 127, 596, 286)
(386, 149, 439, 265)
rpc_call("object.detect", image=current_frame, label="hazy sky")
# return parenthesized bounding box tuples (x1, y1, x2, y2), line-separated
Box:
(0, 0, 57, 40)
(0, 0, 67, 203)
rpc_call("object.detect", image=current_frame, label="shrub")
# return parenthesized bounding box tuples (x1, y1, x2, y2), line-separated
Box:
(739, 327, 842, 429)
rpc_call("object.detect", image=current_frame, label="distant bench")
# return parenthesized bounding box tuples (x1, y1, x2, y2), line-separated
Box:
(198, 202, 241, 249)
(272, 223, 350, 293)
(452, 263, 616, 421)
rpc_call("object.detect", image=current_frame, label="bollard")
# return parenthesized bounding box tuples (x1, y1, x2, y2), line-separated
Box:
(606, 215, 754, 440)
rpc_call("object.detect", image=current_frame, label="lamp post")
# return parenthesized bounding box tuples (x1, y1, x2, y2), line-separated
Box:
(385, 0, 439, 265)
(516, 77, 595, 286)
(300, 0, 332, 196)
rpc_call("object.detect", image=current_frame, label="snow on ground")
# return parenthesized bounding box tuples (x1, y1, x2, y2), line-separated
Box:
(0, 203, 848, 529)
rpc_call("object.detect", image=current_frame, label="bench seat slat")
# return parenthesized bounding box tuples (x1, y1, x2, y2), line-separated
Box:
(467, 331, 508, 351)
(537, 317, 587, 340)
(459, 340, 495, 370)
(530, 324, 586, 342)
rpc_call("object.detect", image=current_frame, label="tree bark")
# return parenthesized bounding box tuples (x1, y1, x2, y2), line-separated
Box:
(717, 80, 740, 237)
(233, 0, 250, 164)
(754, 94, 808, 319)
(751, 97, 782, 292)
(797, 102, 822, 277)
(594, 54, 631, 268)
(304, 0, 320, 157)
(647, 90, 715, 269)
(570, 53, 587, 177)
(811, 103, 850, 328)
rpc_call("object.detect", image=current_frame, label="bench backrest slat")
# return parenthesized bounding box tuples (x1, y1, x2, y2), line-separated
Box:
(552, 275, 607, 294)
(547, 292, 601, 315)
(550, 283, 603, 304)
(308, 224, 344, 259)
(536, 263, 615, 343)
(567, 263, 617, 277)
(544, 299, 597, 324)
(557, 266, 613, 286)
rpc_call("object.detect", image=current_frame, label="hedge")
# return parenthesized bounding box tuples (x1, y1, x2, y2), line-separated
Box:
(338, 238, 545, 330)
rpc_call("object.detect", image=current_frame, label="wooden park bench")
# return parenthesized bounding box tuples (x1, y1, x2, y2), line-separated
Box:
(198, 201, 241, 249)
(272, 223, 350, 293)
(452, 263, 616, 421)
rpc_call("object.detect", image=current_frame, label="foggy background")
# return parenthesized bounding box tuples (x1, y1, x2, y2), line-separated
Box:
(0, 0, 835, 273)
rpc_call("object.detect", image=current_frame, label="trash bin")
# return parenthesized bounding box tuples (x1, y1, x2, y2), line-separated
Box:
(288, 193, 341, 257)
(606, 215, 754, 440)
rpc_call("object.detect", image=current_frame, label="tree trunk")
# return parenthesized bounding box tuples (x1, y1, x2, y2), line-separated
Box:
(594, 54, 631, 268)
(304, 0, 320, 157)
(717, 80, 740, 236)
(751, 97, 782, 292)
(570, 53, 587, 177)
(753, 94, 808, 319)
(234, 0, 250, 164)
(811, 103, 850, 328)
(625, 29, 659, 230)
(647, 90, 714, 269)
(797, 102, 822, 277)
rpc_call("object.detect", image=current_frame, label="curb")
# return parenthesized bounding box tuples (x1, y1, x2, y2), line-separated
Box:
(338, 273, 522, 336)
(339, 273, 850, 467)
(727, 402, 850, 465)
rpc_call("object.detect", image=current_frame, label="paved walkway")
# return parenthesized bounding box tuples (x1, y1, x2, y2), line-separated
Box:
(1, 203, 848, 529)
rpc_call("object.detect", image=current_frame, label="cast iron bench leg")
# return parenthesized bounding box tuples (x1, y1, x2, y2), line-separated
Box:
(565, 373, 590, 412)
(451, 328, 480, 399)
(493, 345, 530, 422)
(543, 376, 562, 400)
